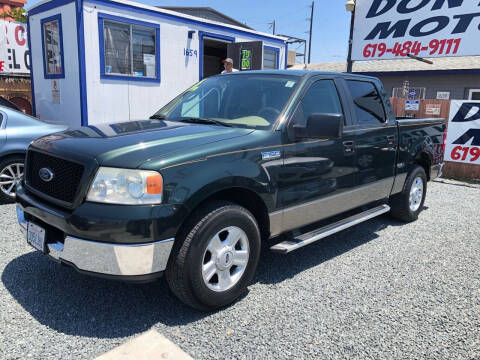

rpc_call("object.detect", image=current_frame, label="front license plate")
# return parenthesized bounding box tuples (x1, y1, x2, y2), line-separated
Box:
(27, 222, 45, 252)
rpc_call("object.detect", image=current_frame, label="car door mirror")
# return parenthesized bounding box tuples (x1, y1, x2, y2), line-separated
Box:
(293, 113, 343, 140)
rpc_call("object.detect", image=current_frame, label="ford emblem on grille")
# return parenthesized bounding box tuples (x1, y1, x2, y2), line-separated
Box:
(38, 168, 55, 182)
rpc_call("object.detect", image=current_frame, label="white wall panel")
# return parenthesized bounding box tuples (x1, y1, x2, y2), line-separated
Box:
(29, 2, 81, 127)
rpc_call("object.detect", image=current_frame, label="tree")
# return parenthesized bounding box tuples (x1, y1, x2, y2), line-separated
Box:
(1, 8, 27, 23)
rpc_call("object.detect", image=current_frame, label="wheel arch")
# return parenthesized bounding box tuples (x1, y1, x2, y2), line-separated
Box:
(0, 151, 26, 161)
(414, 151, 432, 181)
(178, 183, 272, 241)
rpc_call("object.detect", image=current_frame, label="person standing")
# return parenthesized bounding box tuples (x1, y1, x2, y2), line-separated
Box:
(221, 58, 239, 74)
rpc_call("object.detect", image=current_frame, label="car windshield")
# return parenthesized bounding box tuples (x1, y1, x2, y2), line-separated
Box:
(153, 73, 300, 129)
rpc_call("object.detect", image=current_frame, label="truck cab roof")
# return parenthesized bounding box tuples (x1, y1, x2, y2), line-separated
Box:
(220, 69, 380, 82)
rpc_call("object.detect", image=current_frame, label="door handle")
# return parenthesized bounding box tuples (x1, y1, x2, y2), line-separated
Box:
(386, 135, 396, 145)
(343, 140, 355, 155)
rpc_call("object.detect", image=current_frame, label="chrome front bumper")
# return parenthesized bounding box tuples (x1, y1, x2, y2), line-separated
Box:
(17, 206, 174, 278)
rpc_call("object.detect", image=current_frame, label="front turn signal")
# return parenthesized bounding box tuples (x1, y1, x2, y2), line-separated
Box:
(146, 174, 163, 194)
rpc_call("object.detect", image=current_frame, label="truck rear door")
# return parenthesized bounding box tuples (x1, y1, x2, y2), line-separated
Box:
(343, 79, 397, 200)
(276, 76, 358, 233)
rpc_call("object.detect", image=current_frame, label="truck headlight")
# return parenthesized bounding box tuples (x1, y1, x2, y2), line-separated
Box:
(87, 167, 163, 205)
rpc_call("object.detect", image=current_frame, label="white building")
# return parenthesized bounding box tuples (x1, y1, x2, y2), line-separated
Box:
(27, 0, 288, 127)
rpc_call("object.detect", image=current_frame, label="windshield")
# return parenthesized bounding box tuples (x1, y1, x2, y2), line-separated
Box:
(153, 74, 300, 129)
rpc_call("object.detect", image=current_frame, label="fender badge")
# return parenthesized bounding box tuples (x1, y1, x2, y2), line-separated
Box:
(261, 150, 281, 160)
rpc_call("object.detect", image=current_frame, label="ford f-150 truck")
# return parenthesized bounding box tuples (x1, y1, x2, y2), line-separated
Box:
(16, 71, 445, 311)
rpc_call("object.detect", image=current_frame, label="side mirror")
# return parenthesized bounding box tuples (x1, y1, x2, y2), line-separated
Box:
(293, 113, 343, 140)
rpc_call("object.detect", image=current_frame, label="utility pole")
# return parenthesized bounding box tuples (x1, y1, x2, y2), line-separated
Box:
(269, 20, 276, 35)
(345, 0, 355, 73)
(308, 1, 314, 64)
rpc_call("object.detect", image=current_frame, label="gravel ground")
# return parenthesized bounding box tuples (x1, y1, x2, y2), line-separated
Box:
(0, 179, 479, 360)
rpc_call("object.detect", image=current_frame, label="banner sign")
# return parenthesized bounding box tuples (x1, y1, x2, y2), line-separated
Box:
(444, 101, 480, 165)
(426, 103, 441, 116)
(0, 20, 30, 74)
(405, 100, 419, 111)
(352, 0, 480, 61)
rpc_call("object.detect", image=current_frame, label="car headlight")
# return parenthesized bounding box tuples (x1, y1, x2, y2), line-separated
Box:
(87, 167, 163, 205)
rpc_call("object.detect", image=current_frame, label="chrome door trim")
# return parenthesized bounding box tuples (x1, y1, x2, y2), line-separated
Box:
(269, 177, 394, 236)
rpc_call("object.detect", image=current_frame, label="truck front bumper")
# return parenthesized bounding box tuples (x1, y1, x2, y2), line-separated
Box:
(17, 205, 173, 281)
(15, 185, 182, 282)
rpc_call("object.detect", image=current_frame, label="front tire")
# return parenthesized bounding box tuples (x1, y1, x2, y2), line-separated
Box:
(0, 156, 24, 204)
(390, 166, 427, 222)
(165, 201, 261, 311)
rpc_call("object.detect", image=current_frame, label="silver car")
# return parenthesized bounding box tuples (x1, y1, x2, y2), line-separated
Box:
(0, 106, 67, 202)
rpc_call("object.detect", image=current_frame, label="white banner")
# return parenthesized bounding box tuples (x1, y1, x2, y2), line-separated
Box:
(444, 100, 480, 165)
(0, 20, 29, 74)
(352, 0, 480, 61)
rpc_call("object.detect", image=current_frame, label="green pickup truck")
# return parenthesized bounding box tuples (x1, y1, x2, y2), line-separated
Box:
(16, 71, 445, 310)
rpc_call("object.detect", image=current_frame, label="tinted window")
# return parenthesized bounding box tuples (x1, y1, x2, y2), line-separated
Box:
(295, 80, 343, 125)
(347, 80, 386, 125)
(0, 96, 20, 111)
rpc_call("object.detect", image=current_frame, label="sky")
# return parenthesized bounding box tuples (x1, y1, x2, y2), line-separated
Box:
(25, 0, 351, 64)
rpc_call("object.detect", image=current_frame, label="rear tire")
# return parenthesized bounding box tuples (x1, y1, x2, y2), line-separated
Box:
(390, 166, 427, 222)
(0, 156, 24, 204)
(165, 201, 261, 311)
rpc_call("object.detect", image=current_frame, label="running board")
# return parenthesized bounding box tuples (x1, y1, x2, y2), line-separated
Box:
(270, 204, 391, 254)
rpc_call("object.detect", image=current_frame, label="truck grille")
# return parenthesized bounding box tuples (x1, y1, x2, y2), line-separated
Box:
(25, 151, 84, 204)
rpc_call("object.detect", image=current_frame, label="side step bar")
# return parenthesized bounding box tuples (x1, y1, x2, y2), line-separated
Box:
(270, 204, 391, 254)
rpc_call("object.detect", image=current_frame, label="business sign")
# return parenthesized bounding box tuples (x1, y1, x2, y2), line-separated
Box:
(436, 91, 450, 100)
(241, 49, 252, 70)
(352, 0, 480, 61)
(405, 100, 419, 111)
(51, 79, 60, 104)
(408, 88, 417, 98)
(0, 20, 29, 73)
(444, 101, 480, 165)
(426, 103, 441, 116)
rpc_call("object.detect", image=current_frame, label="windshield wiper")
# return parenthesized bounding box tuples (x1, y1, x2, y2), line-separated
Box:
(175, 117, 233, 127)
(149, 114, 167, 120)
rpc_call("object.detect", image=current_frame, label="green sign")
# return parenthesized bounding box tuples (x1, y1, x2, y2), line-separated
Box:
(241, 49, 252, 70)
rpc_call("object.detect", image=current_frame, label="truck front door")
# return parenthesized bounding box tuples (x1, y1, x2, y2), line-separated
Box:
(275, 77, 358, 234)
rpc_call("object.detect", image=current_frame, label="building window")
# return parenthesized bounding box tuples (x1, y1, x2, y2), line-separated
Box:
(41, 14, 64, 78)
(99, 13, 160, 82)
(469, 89, 480, 100)
(263, 46, 279, 70)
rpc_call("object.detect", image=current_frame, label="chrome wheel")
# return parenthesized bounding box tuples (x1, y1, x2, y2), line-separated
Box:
(0, 162, 24, 198)
(409, 176, 424, 212)
(202, 226, 250, 292)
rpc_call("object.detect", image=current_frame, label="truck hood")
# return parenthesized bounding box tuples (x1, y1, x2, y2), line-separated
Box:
(30, 119, 254, 168)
